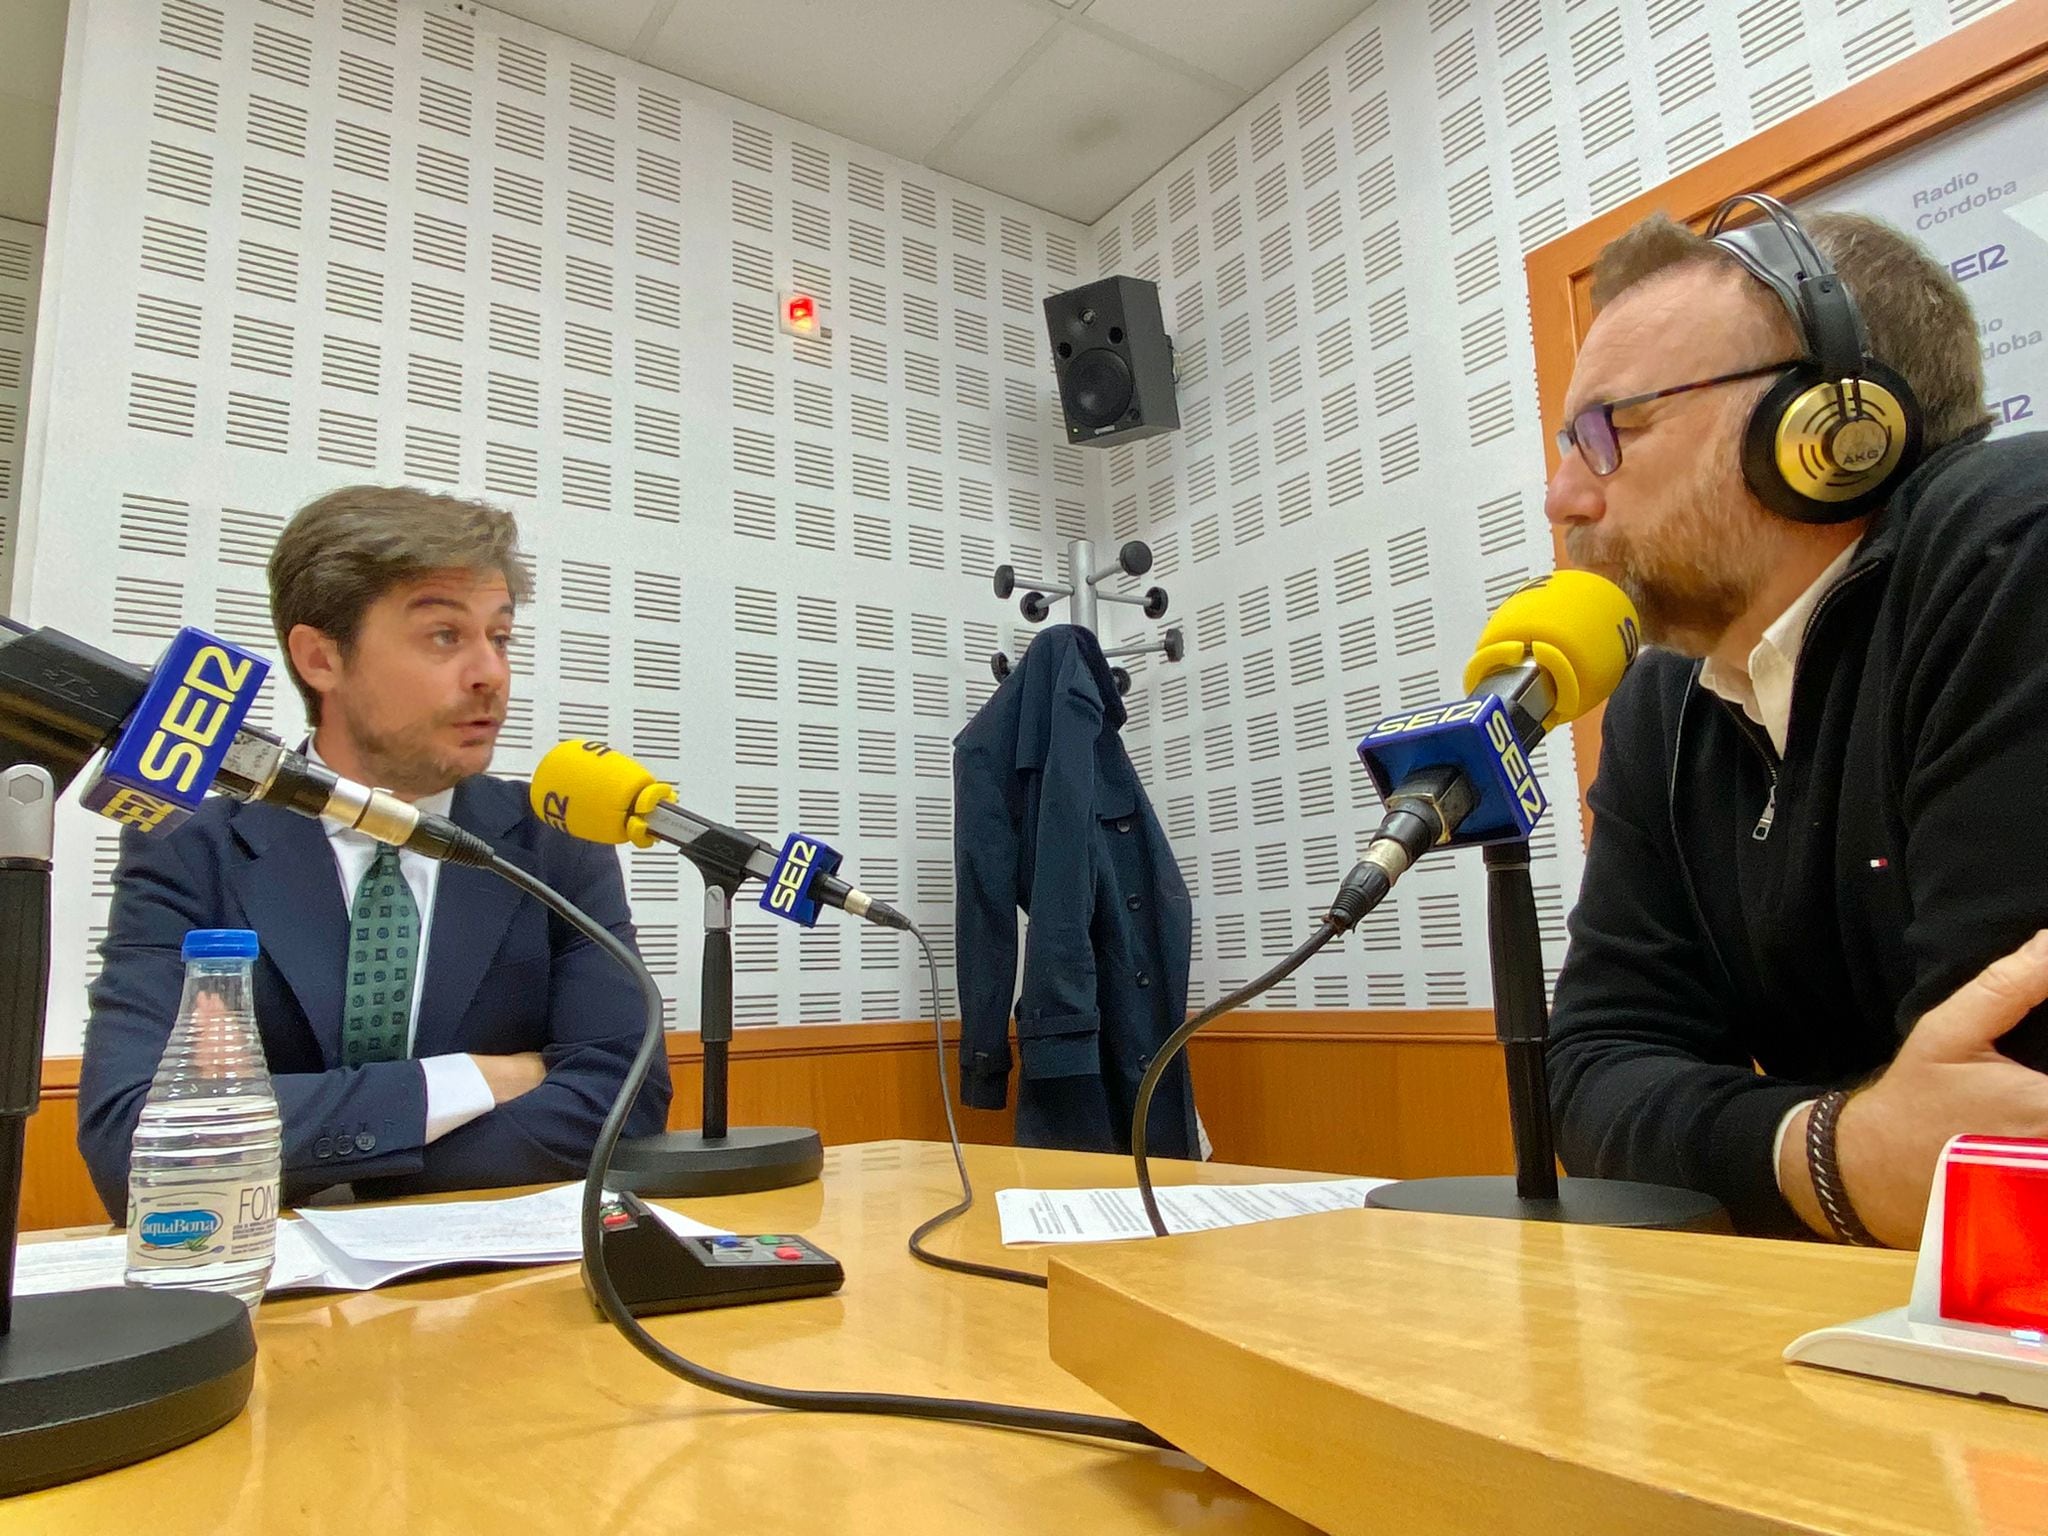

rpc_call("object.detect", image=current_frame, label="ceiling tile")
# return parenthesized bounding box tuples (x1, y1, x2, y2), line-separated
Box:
(643, 0, 1058, 165)
(481, 0, 667, 60)
(931, 26, 1240, 223)
(1084, 0, 1373, 94)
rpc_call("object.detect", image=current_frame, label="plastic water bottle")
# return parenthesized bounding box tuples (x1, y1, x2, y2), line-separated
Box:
(125, 929, 282, 1310)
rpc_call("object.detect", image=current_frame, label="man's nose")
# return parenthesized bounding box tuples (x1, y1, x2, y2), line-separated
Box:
(1544, 446, 1605, 530)
(466, 638, 510, 693)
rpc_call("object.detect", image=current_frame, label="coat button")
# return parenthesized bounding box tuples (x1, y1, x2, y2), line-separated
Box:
(1136, 972, 1150, 988)
(1126, 894, 1141, 911)
(1115, 818, 1132, 834)
(355, 1131, 378, 1153)
(315, 1136, 333, 1159)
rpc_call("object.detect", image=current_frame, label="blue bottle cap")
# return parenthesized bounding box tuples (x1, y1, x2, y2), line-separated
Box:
(181, 929, 260, 962)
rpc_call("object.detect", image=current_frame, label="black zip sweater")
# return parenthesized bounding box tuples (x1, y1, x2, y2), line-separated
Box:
(1547, 429, 2048, 1236)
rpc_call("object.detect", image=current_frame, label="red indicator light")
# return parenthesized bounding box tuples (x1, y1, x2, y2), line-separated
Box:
(781, 292, 819, 335)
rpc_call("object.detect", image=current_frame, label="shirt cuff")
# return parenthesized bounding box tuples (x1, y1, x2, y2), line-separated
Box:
(421, 1054, 497, 1143)
(1771, 1099, 1816, 1197)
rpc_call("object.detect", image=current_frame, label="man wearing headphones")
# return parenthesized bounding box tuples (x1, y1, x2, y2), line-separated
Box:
(1545, 194, 2048, 1247)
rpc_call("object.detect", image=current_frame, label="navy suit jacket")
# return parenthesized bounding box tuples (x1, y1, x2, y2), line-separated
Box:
(77, 774, 671, 1217)
(953, 625, 1197, 1158)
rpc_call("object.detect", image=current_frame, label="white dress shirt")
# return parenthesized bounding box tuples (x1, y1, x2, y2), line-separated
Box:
(309, 747, 496, 1143)
(1694, 542, 1861, 1206)
(1697, 539, 1861, 758)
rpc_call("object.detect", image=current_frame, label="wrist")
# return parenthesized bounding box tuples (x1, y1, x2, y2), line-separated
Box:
(1776, 1100, 1830, 1238)
(1830, 1088, 1926, 1249)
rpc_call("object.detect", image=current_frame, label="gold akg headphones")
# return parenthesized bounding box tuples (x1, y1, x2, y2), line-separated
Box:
(1706, 192, 1924, 524)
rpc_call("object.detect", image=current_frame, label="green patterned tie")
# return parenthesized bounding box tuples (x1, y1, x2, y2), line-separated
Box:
(342, 843, 420, 1067)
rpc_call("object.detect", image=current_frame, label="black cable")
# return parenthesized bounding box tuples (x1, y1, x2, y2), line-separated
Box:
(1129, 921, 1342, 1237)
(902, 923, 1046, 1290)
(1125, 853, 1402, 1237)
(484, 855, 1168, 1449)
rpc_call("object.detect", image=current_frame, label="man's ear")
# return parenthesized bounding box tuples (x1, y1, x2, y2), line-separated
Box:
(285, 623, 344, 706)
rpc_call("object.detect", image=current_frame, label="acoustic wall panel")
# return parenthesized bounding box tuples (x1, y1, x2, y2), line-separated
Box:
(0, 219, 39, 608)
(1086, 0, 2013, 1013)
(20, 0, 1090, 1053)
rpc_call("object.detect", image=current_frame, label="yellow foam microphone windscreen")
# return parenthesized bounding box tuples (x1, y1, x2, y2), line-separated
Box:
(1460, 570, 1642, 730)
(528, 739, 675, 848)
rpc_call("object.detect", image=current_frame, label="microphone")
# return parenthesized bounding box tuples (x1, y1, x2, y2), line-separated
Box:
(0, 621, 492, 865)
(529, 739, 911, 931)
(1335, 570, 1640, 925)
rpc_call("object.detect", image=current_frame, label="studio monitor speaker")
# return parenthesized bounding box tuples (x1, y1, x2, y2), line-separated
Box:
(1043, 275, 1179, 447)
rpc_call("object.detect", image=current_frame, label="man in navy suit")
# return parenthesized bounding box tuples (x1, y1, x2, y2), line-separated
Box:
(78, 485, 670, 1216)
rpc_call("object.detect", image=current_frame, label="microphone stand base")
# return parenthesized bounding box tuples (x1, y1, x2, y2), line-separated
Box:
(0, 1287, 255, 1497)
(607, 1126, 824, 1197)
(1366, 1175, 1730, 1232)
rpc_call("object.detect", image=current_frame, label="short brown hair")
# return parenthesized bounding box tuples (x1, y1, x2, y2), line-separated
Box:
(1590, 209, 1994, 452)
(269, 484, 532, 722)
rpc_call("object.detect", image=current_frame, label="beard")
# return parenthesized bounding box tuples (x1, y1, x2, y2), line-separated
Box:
(334, 696, 500, 797)
(1564, 446, 1772, 657)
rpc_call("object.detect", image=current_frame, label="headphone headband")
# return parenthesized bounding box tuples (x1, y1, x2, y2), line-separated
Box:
(1706, 193, 1867, 379)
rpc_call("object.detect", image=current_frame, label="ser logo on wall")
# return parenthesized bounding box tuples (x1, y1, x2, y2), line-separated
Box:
(1949, 243, 2010, 283)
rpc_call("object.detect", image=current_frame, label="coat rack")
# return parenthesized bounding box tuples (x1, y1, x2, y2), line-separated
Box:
(989, 538, 1184, 696)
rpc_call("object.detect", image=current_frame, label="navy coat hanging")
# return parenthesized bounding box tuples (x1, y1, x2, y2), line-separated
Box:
(952, 624, 1197, 1157)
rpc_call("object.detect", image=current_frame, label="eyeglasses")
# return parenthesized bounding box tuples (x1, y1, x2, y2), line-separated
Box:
(1555, 361, 1799, 477)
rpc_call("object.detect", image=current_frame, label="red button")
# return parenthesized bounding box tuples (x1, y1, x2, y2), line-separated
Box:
(775, 1246, 802, 1261)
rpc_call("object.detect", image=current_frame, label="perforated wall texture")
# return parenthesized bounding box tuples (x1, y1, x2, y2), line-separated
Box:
(0, 218, 38, 606)
(17, 0, 2015, 1053)
(20, 0, 1089, 1052)
(1085, 0, 2013, 1013)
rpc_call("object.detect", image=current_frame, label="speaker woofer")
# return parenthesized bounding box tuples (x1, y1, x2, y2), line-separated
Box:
(1063, 349, 1134, 429)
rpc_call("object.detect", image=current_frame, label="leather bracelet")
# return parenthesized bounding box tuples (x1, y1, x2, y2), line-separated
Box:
(1806, 1089, 1881, 1247)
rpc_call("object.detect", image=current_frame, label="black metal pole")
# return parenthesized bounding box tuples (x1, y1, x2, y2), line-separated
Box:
(1367, 831, 1729, 1230)
(603, 857, 820, 1197)
(699, 877, 738, 1143)
(1483, 839, 1560, 1202)
(0, 779, 55, 1336)
(0, 1119, 24, 1337)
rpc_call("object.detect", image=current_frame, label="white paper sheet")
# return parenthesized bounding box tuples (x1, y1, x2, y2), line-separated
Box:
(11, 1233, 127, 1296)
(994, 1178, 1389, 1245)
(294, 1182, 588, 1265)
(268, 1218, 338, 1291)
(13, 1187, 734, 1297)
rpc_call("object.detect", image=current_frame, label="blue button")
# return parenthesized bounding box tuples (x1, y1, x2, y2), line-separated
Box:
(714, 1237, 744, 1249)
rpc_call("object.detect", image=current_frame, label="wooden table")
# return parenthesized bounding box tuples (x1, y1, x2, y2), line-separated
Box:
(1048, 1205, 2048, 1536)
(6, 1140, 1318, 1535)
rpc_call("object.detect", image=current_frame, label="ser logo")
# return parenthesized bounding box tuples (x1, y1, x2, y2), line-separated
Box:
(1997, 393, 2034, 425)
(135, 645, 257, 795)
(96, 785, 181, 833)
(767, 838, 819, 914)
(1948, 243, 2009, 283)
(540, 790, 571, 833)
(1485, 708, 1544, 823)
(1618, 614, 1641, 665)
(1365, 699, 1487, 738)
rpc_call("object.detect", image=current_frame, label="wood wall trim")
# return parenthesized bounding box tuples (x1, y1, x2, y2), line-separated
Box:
(39, 1054, 81, 1094)
(1190, 1009, 1495, 1041)
(1525, 3, 2048, 813)
(25, 1011, 1505, 1228)
(36, 1009, 1495, 1094)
